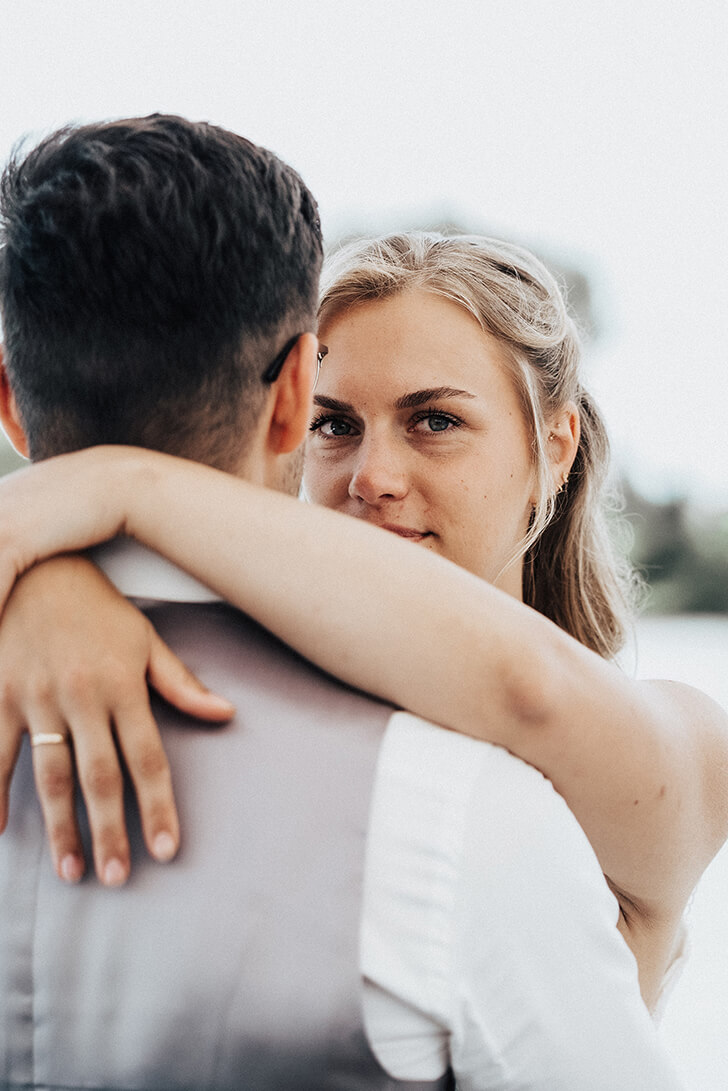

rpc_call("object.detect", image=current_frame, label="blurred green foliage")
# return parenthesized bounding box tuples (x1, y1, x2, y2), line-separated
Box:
(621, 482, 728, 614)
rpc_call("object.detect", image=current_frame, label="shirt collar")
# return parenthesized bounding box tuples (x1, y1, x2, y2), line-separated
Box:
(91, 538, 221, 605)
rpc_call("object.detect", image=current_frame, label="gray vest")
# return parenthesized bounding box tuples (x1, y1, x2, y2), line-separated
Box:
(0, 602, 453, 1090)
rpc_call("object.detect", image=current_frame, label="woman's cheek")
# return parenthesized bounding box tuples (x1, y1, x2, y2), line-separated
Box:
(303, 460, 344, 507)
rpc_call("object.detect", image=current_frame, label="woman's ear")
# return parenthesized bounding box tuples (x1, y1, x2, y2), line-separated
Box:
(266, 333, 318, 455)
(0, 350, 30, 458)
(546, 402, 580, 492)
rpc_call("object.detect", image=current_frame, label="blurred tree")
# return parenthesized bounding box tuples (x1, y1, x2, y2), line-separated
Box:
(622, 482, 728, 614)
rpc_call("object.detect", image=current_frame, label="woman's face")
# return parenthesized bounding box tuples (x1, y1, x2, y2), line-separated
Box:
(303, 289, 537, 597)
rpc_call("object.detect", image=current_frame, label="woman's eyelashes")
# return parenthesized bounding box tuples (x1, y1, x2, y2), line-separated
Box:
(409, 410, 463, 434)
(309, 413, 358, 438)
(309, 408, 465, 440)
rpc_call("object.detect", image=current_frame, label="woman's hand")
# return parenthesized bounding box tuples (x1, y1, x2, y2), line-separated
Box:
(0, 554, 235, 885)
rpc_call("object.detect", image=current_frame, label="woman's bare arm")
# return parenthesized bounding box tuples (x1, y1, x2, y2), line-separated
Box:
(1, 445, 726, 926)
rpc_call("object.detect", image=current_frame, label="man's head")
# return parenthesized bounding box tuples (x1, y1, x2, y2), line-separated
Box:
(0, 114, 323, 484)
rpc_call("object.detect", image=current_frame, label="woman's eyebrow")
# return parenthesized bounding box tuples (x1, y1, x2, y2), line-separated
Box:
(312, 388, 476, 414)
(312, 395, 355, 412)
(395, 387, 476, 410)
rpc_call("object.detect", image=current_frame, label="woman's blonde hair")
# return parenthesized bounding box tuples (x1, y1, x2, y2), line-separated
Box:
(319, 231, 638, 659)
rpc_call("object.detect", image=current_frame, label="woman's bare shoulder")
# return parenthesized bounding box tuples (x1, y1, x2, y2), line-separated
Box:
(638, 676, 728, 872)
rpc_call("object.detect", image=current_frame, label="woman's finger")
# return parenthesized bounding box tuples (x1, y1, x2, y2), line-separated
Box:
(112, 691, 180, 864)
(147, 631, 235, 722)
(69, 717, 130, 887)
(28, 716, 85, 882)
(0, 713, 24, 834)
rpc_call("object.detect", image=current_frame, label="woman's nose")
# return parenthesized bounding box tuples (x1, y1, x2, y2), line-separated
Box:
(348, 439, 409, 504)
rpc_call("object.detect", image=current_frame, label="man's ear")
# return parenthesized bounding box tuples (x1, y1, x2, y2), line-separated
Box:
(546, 401, 580, 491)
(266, 333, 317, 455)
(0, 349, 30, 458)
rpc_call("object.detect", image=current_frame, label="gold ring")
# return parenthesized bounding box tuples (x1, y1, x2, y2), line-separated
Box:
(30, 732, 68, 748)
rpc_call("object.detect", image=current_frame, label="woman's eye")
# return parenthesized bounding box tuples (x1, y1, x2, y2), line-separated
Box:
(410, 411, 462, 434)
(309, 415, 357, 438)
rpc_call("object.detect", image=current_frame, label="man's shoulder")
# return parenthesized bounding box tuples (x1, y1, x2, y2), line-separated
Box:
(373, 710, 611, 902)
(378, 709, 578, 813)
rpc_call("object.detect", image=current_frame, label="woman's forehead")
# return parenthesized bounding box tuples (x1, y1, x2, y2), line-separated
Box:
(320, 286, 479, 335)
(317, 291, 514, 403)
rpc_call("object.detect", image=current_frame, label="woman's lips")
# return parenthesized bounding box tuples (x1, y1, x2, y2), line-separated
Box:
(379, 523, 432, 540)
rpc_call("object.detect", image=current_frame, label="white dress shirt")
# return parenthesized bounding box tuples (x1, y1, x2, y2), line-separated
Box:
(94, 539, 683, 1090)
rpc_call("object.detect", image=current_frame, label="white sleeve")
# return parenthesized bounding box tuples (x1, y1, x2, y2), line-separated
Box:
(450, 729, 684, 1090)
(362, 712, 684, 1090)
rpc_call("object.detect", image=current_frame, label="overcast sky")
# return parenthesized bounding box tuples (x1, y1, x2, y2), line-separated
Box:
(1, 1, 726, 504)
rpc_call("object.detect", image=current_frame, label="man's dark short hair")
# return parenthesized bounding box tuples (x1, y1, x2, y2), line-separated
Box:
(0, 114, 323, 465)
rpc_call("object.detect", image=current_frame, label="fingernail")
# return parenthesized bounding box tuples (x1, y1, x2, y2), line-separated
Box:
(60, 854, 84, 883)
(152, 832, 177, 862)
(102, 858, 127, 887)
